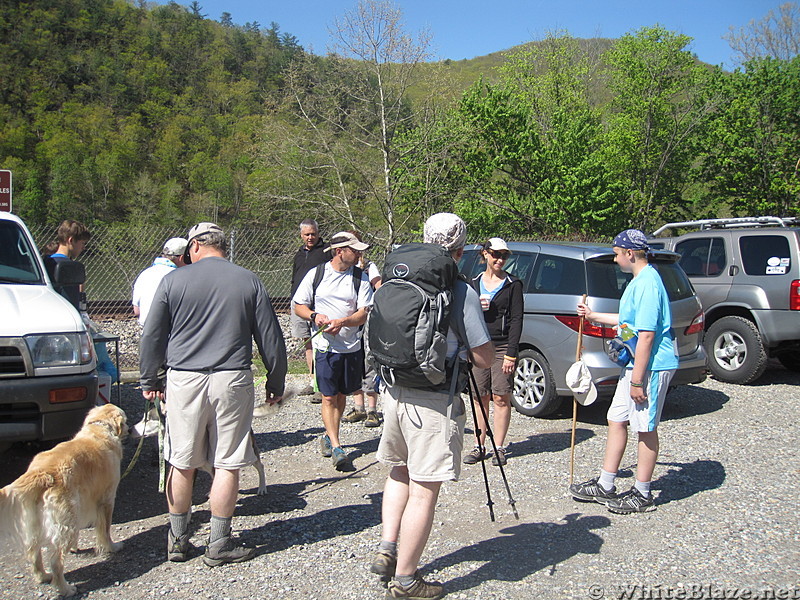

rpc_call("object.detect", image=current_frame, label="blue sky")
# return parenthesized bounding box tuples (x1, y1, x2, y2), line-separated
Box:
(169, 0, 776, 69)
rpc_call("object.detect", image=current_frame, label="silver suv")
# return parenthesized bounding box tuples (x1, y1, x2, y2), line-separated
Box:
(648, 216, 800, 384)
(459, 242, 707, 417)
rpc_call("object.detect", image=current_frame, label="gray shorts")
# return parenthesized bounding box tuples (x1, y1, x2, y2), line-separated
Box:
(608, 368, 675, 433)
(290, 303, 311, 339)
(164, 369, 256, 470)
(376, 385, 466, 482)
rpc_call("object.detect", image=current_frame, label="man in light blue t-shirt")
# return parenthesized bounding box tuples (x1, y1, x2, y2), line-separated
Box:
(570, 229, 678, 514)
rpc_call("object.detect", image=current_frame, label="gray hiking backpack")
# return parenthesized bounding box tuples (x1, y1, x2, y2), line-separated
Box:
(365, 243, 459, 389)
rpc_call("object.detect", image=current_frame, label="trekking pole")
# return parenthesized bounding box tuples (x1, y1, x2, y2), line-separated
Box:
(468, 365, 519, 520)
(466, 375, 495, 522)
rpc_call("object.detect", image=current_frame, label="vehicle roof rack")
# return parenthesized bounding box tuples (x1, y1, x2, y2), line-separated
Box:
(650, 216, 798, 237)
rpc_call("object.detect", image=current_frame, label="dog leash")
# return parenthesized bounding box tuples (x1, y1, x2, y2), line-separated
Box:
(120, 397, 166, 493)
(120, 397, 152, 480)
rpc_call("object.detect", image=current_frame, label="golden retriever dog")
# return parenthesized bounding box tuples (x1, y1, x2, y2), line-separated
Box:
(0, 403, 128, 597)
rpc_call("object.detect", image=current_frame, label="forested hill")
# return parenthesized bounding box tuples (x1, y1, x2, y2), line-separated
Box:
(0, 0, 302, 226)
(2, 1, 797, 240)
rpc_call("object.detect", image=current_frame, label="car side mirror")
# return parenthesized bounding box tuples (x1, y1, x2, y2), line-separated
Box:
(52, 259, 86, 286)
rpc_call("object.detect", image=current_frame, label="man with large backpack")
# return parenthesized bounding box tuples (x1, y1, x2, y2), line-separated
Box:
(292, 231, 373, 471)
(367, 213, 493, 600)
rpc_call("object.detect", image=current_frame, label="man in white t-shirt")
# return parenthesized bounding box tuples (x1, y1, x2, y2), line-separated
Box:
(130, 237, 188, 437)
(292, 232, 373, 471)
(132, 237, 188, 325)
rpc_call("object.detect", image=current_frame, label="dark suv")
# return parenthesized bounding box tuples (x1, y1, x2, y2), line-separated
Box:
(648, 216, 800, 384)
(459, 242, 707, 417)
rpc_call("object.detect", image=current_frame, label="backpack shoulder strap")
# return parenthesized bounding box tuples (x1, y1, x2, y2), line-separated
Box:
(352, 266, 362, 297)
(310, 263, 326, 310)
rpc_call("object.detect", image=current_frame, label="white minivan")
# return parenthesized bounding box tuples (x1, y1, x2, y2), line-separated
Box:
(0, 212, 97, 448)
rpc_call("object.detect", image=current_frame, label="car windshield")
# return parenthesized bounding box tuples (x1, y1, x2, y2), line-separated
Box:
(0, 220, 44, 284)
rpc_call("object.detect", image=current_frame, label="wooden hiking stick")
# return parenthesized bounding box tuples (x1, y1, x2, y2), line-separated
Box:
(570, 294, 588, 486)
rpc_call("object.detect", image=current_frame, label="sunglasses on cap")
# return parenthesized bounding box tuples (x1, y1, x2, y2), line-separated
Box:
(487, 249, 510, 259)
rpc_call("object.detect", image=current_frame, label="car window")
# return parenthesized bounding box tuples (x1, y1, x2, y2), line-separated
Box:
(0, 221, 43, 283)
(739, 235, 792, 276)
(586, 260, 629, 299)
(675, 237, 727, 278)
(459, 249, 536, 287)
(528, 253, 584, 295)
(651, 262, 695, 301)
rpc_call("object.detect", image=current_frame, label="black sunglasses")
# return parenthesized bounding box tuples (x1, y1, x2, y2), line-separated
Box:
(487, 249, 510, 259)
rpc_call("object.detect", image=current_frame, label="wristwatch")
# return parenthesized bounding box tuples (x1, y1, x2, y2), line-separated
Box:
(310, 312, 318, 324)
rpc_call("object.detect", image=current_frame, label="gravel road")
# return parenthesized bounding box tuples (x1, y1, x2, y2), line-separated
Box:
(1, 363, 797, 600)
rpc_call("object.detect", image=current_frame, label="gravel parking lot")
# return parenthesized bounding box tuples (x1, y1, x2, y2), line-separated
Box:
(1, 362, 797, 600)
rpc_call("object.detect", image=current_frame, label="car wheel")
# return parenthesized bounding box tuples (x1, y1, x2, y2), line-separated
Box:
(511, 349, 562, 417)
(777, 351, 800, 372)
(704, 316, 767, 384)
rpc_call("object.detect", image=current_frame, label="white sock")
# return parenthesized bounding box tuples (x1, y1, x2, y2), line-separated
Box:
(634, 479, 652, 497)
(598, 469, 617, 491)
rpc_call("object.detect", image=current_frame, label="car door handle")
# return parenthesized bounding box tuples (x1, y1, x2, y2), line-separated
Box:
(729, 265, 739, 276)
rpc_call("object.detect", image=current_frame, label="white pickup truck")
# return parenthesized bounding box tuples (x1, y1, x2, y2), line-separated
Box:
(0, 212, 97, 448)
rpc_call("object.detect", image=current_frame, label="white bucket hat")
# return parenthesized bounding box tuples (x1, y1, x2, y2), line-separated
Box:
(566, 360, 598, 406)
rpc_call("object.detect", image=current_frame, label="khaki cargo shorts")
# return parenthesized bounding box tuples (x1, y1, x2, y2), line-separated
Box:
(377, 384, 466, 482)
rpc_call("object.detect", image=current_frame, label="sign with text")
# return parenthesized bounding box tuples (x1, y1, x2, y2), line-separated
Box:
(0, 170, 11, 212)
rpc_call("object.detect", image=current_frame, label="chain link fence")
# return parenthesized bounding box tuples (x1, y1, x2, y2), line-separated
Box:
(28, 222, 417, 311)
(27, 222, 417, 369)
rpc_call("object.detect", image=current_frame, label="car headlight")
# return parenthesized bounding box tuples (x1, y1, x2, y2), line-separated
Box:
(26, 333, 94, 367)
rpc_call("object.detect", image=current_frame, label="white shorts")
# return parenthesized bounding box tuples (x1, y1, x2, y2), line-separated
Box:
(164, 369, 256, 470)
(377, 385, 466, 482)
(608, 368, 675, 433)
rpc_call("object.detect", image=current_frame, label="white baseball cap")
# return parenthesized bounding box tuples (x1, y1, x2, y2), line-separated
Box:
(162, 237, 188, 256)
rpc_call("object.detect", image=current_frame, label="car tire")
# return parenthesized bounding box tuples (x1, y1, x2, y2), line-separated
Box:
(704, 316, 767, 384)
(777, 351, 800, 372)
(511, 349, 562, 417)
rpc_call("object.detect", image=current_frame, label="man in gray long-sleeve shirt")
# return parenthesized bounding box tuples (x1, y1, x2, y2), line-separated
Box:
(140, 222, 286, 567)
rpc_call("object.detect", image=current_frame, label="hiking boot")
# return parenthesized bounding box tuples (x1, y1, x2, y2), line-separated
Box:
(606, 487, 656, 514)
(491, 446, 507, 466)
(310, 392, 323, 404)
(167, 529, 193, 562)
(570, 477, 618, 503)
(463, 446, 486, 465)
(203, 536, 256, 567)
(386, 572, 443, 599)
(342, 408, 367, 423)
(331, 446, 351, 471)
(364, 411, 381, 428)
(370, 550, 397, 577)
(319, 434, 332, 457)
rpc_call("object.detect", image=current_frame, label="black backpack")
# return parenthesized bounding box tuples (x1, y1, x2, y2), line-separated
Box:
(365, 243, 458, 389)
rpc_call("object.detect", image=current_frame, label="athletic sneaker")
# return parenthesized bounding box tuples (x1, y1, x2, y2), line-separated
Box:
(606, 487, 656, 514)
(364, 411, 381, 428)
(569, 477, 618, 503)
(310, 392, 323, 404)
(342, 408, 366, 423)
(385, 572, 443, 599)
(203, 536, 255, 567)
(167, 529, 192, 562)
(463, 446, 486, 465)
(320, 434, 332, 457)
(331, 446, 351, 471)
(370, 550, 397, 577)
(491, 446, 507, 466)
